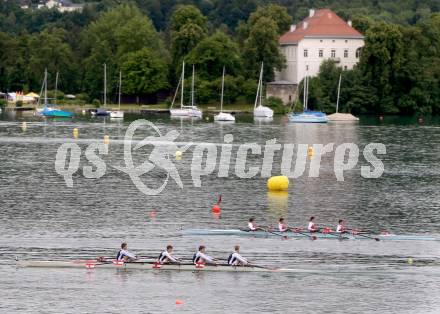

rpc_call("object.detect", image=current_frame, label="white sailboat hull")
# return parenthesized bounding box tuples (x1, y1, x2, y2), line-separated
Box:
(254, 105, 274, 118)
(109, 110, 124, 118)
(170, 106, 202, 118)
(214, 112, 235, 121)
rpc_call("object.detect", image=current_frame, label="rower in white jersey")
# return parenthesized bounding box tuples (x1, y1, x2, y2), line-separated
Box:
(116, 242, 137, 261)
(227, 245, 249, 266)
(193, 245, 217, 265)
(336, 219, 347, 233)
(307, 216, 318, 232)
(278, 217, 290, 232)
(157, 245, 180, 264)
(247, 217, 266, 231)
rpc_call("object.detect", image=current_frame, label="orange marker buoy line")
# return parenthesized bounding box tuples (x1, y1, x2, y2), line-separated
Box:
(211, 194, 222, 214)
(212, 204, 220, 213)
(175, 299, 184, 305)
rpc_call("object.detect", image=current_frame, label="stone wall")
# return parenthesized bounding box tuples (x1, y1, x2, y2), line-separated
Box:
(266, 82, 298, 105)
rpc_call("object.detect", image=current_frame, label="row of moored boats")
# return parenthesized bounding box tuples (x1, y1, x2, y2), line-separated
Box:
(32, 61, 356, 122)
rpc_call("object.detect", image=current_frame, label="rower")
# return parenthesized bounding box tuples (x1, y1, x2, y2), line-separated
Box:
(193, 245, 217, 265)
(157, 245, 179, 264)
(227, 245, 249, 266)
(308, 217, 318, 233)
(336, 219, 347, 233)
(248, 218, 265, 231)
(278, 218, 288, 232)
(116, 242, 137, 261)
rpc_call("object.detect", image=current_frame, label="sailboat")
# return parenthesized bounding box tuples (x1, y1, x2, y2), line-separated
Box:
(214, 67, 235, 122)
(327, 74, 359, 121)
(92, 64, 110, 117)
(253, 62, 274, 118)
(288, 75, 327, 123)
(40, 70, 74, 118)
(170, 62, 202, 118)
(109, 71, 124, 118)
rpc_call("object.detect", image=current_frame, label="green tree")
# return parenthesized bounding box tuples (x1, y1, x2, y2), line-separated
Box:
(170, 5, 207, 75)
(359, 21, 404, 113)
(243, 17, 285, 81)
(187, 31, 242, 80)
(81, 4, 163, 99)
(248, 4, 292, 35)
(121, 48, 168, 100)
(28, 28, 76, 92)
(170, 4, 207, 33)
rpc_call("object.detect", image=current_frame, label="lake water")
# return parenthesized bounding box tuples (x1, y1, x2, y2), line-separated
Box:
(1, 111, 440, 314)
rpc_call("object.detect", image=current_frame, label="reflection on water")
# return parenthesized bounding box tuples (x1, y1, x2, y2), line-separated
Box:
(1, 112, 440, 313)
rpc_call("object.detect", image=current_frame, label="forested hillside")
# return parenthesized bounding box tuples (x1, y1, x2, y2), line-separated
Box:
(0, 0, 439, 114)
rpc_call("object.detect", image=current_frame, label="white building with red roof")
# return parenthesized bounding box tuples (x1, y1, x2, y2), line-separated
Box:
(268, 9, 364, 104)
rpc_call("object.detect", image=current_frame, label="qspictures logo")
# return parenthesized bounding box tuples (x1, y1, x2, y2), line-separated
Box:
(55, 119, 386, 195)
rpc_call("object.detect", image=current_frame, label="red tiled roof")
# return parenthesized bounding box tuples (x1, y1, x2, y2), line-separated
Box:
(279, 9, 363, 44)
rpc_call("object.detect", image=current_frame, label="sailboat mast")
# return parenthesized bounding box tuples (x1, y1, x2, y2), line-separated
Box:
(118, 71, 122, 110)
(103, 63, 107, 108)
(191, 64, 195, 107)
(44, 68, 48, 106)
(303, 76, 306, 110)
(180, 62, 185, 108)
(305, 76, 309, 110)
(336, 74, 342, 113)
(254, 70, 261, 109)
(255, 62, 263, 108)
(220, 66, 225, 112)
(259, 62, 263, 107)
(54, 72, 58, 105)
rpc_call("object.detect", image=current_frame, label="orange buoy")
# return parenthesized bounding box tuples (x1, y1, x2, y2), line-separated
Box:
(175, 299, 184, 305)
(149, 211, 157, 218)
(212, 204, 221, 214)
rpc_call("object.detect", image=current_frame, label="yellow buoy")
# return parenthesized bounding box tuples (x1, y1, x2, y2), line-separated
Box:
(103, 135, 110, 145)
(307, 146, 314, 157)
(73, 128, 79, 139)
(21, 122, 27, 131)
(175, 150, 182, 158)
(408, 258, 413, 265)
(267, 176, 289, 191)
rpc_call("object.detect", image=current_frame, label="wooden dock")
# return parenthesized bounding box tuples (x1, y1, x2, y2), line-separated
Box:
(140, 108, 170, 114)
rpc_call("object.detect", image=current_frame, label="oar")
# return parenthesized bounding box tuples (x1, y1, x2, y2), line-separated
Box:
(264, 229, 290, 239)
(287, 227, 318, 240)
(346, 228, 380, 241)
(246, 263, 279, 271)
(352, 232, 380, 241)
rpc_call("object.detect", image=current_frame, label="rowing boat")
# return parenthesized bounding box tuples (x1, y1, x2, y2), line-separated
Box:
(16, 260, 293, 273)
(183, 229, 440, 241)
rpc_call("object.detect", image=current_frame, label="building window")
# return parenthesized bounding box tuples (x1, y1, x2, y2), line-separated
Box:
(356, 47, 362, 58)
(306, 65, 309, 71)
(304, 49, 308, 57)
(345, 40, 348, 43)
(332, 40, 335, 43)
(319, 49, 323, 58)
(331, 49, 336, 58)
(344, 49, 348, 58)
(344, 65, 348, 70)
(320, 40, 323, 43)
